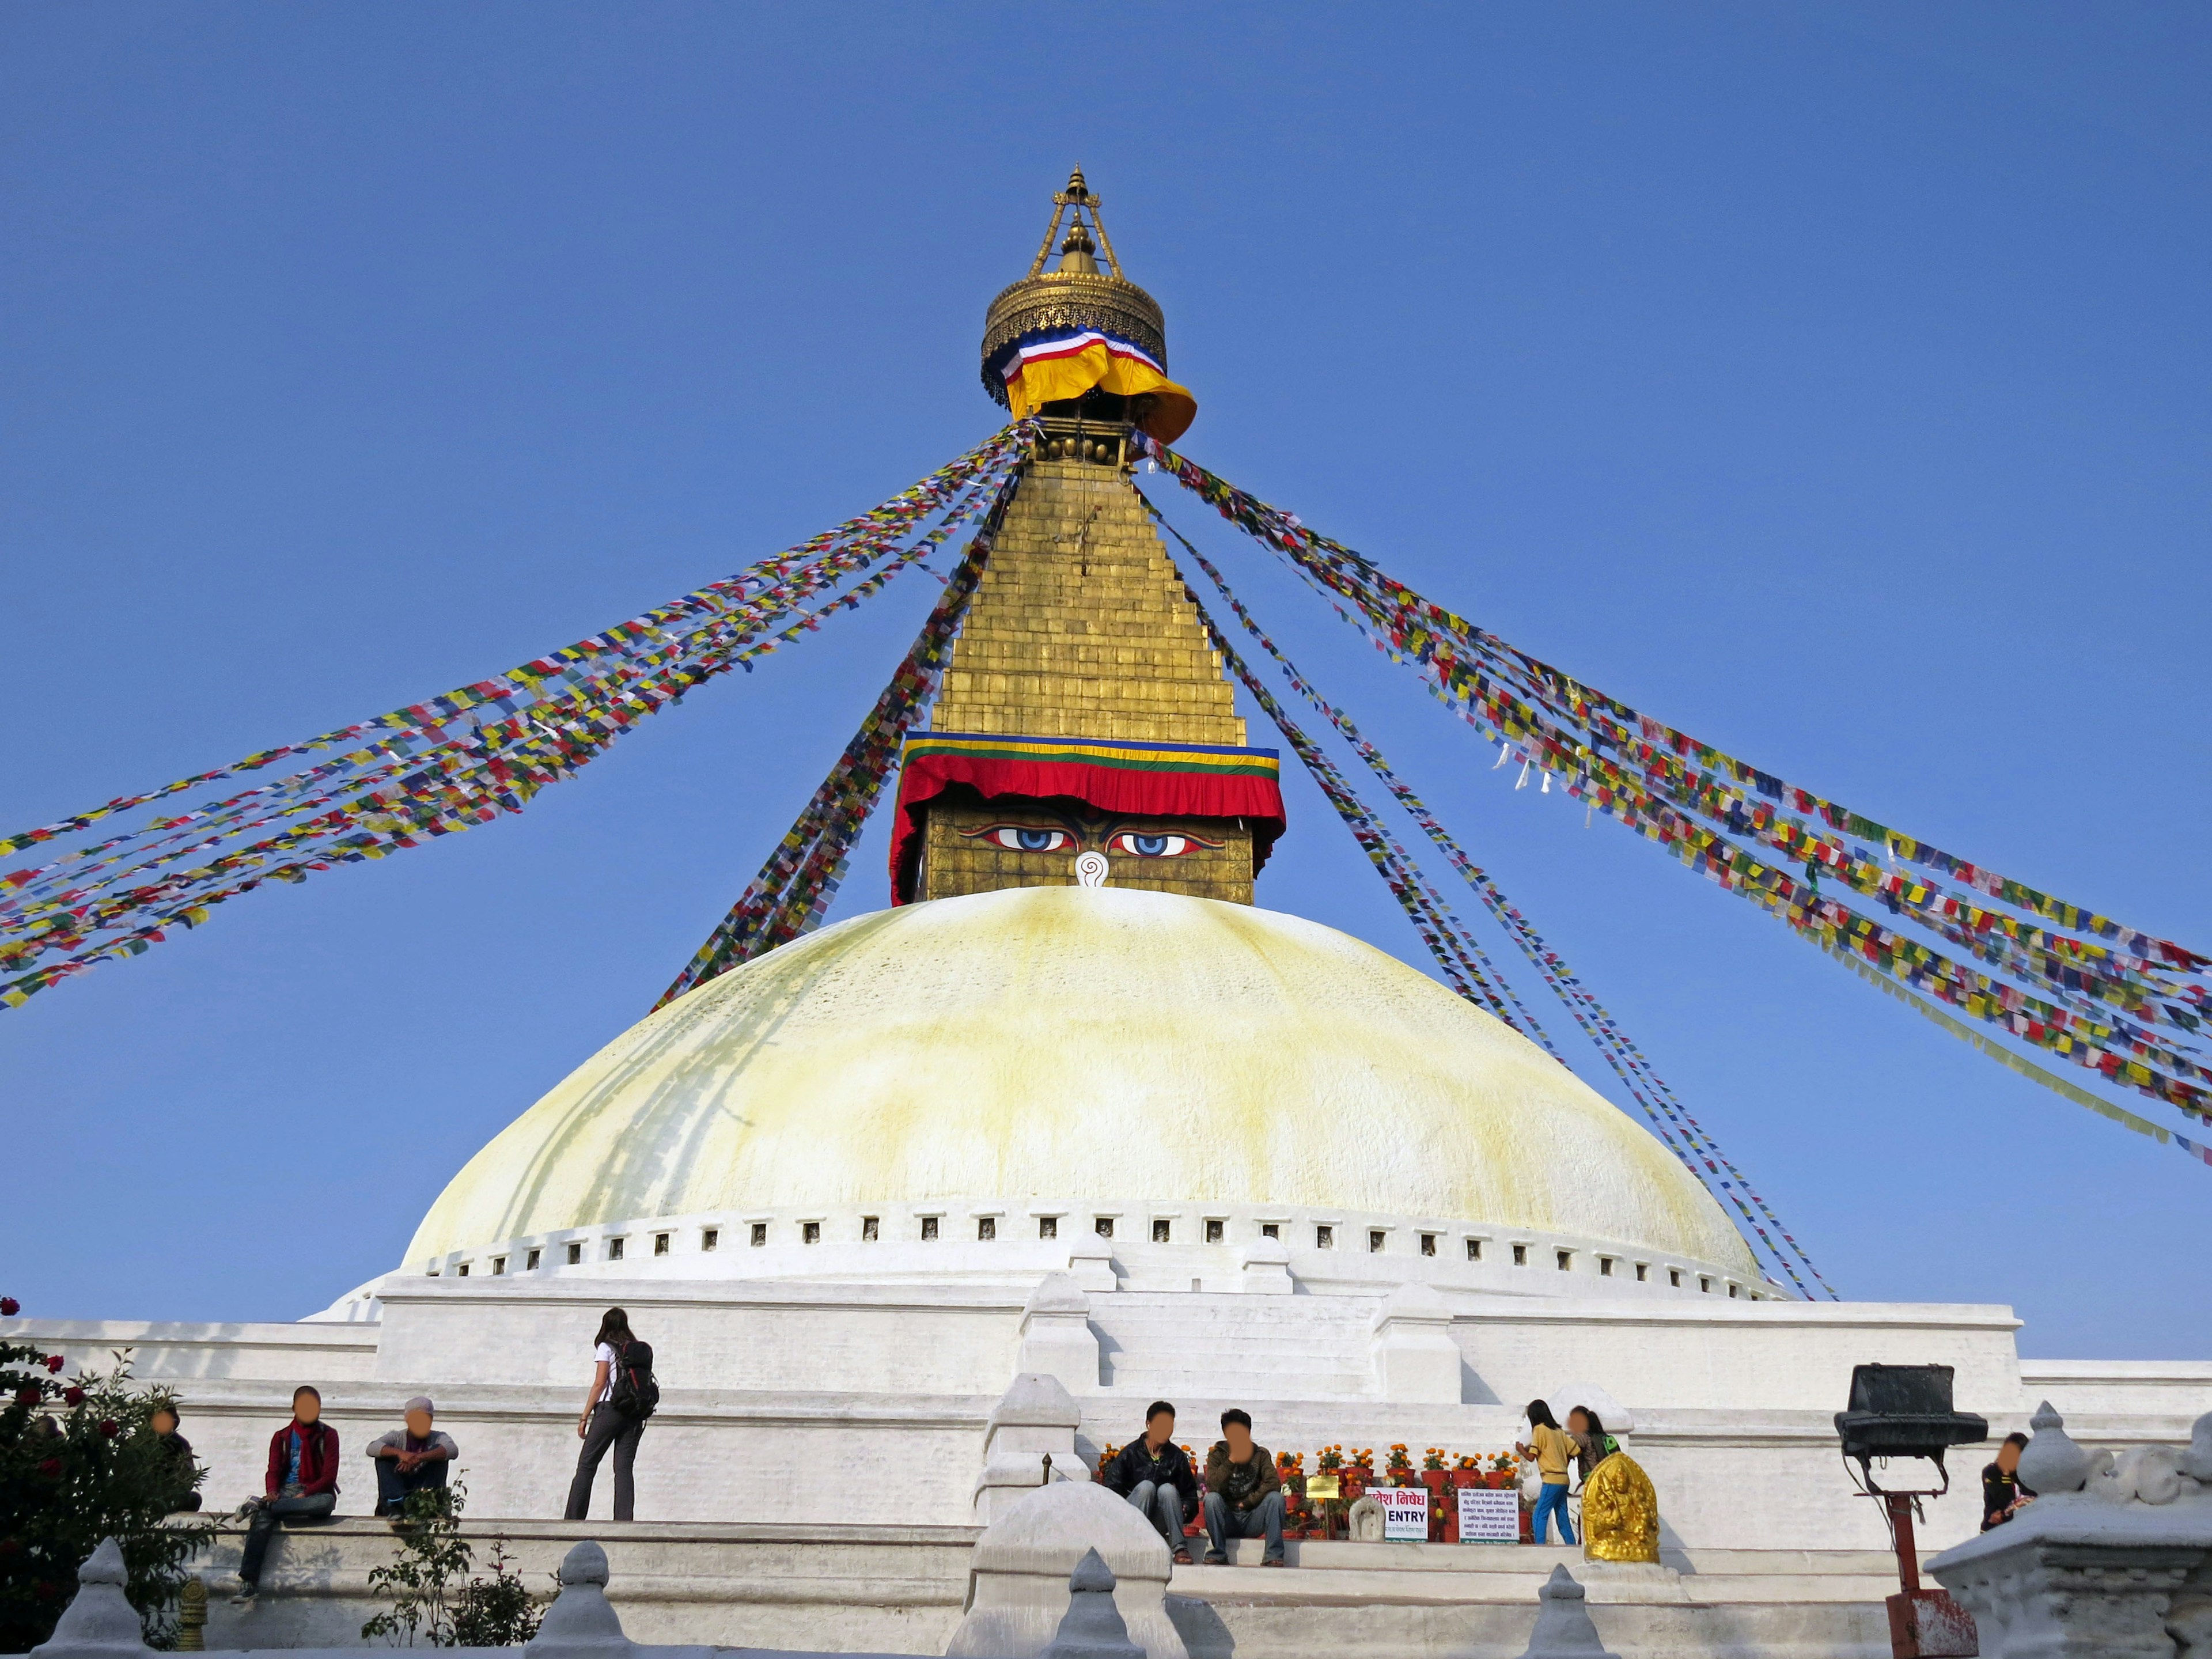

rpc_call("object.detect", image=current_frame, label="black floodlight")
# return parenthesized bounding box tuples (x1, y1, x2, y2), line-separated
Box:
(1834, 1363, 1988, 1487)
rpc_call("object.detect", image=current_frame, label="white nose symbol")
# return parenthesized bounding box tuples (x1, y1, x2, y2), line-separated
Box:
(1074, 850, 1109, 888)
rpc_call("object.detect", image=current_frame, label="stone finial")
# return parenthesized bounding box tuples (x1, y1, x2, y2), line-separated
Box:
(1040, 1549, 1142, 1659)
(2017, 1401, 2094, 1496)
(523, 1541, 630, 1659)
(1516, 1565, 1622, 1659)
(28, 1539, 150, 1659)
(2181, 1410, 2212, 1483)
(173, 1580, 206, 1653)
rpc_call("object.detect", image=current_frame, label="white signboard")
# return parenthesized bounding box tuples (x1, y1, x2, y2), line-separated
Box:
(1457, 1486, 1520, 1543)
(1376, 1486, 1428, 1541)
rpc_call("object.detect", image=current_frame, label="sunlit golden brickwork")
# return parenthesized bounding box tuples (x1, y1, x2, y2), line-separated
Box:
(913, 456, 1261, 905)
(931, 460, 1247, 745)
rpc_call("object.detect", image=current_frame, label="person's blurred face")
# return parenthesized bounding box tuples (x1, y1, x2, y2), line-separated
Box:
(1997, 1441, 2021, 1474)
(1145, 1411, 1174, 1447)
(293, 1392, 321, 1426)
(404, 1407, 433, 1440)
(1223, 1420, 1253, 1459)
(1568, 1410, 1590, 1437)
(150, 1408, 177, 1437)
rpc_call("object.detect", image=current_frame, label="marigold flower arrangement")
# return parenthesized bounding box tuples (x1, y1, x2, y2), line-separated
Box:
(1386, 1443, 1413, 1472)
(1423, 1447, 1449, 1471)
(1455, 1453, 1483, 1471)
(1317, 1444, 1344, 1473)
(1347, 1446, 1376, 1474)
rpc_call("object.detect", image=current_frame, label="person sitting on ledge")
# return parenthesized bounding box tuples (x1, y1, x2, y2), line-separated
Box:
(143, 1402, 202, 1513)
(1982, 1431, 2035, 1531)
(1102, 1400, 1199, 1563)
(1202, 1408, 1285, 1567)
(367, 1395, 457, 1520)
(232, 1385, 340, 1605)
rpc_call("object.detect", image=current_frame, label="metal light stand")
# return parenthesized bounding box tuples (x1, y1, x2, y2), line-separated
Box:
(1843, 1457, 1978, 1658)
(1835, 1362, 1985, 1659)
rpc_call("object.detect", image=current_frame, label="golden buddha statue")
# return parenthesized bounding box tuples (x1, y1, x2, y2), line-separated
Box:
(1580, 1449, 1661, 1564)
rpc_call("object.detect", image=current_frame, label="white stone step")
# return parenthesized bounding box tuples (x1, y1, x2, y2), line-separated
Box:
(1104, 1363, 1375, 1399)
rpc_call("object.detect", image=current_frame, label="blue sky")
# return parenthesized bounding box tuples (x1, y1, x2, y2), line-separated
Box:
(2, 3, 2205, 1356)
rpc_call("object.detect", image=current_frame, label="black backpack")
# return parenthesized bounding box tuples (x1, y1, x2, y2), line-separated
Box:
(608, 1339, 659, 1421)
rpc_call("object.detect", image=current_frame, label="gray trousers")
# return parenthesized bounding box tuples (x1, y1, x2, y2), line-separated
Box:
(1126, 1479, 1184, 1548)
(1202, 1488, 1286, 1562)
(239, 1490, 335, 1585)
(564, 1403, 645, 1521)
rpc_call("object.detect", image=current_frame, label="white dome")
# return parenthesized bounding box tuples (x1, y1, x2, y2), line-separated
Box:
(404, 887, 1758, 1279)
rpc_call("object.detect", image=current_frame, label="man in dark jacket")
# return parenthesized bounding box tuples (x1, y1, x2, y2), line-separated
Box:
(233, 1385, 340, 1604)
(1201, 1408, 1285, 1566)
(1100, 1400, 1199, 1563)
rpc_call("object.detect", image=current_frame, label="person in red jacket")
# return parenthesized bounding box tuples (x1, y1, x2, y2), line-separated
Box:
(231, 1385, 340, 1604)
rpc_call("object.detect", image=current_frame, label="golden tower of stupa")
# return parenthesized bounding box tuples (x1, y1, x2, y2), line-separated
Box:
(887, 169, 1285, 907)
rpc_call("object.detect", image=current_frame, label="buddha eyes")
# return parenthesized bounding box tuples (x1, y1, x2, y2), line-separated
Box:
(1107, 832, 1194, 858)
(963, 824, 1215, 858)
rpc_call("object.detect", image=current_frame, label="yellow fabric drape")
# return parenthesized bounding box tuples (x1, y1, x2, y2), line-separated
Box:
(1006, 340, 1197, 442)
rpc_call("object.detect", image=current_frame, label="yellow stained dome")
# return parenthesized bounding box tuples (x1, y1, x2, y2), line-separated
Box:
(404, 887, 1758, 1274)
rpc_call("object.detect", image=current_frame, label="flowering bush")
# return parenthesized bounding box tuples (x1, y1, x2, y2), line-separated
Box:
(1346, 1447, 1375, 1474)
(1423, 1447, 1448, 1471)
(0, 1298, 213, 1650)
(1316, 1444, 1343, 1472)
(1386, 1444, 1412, 1472)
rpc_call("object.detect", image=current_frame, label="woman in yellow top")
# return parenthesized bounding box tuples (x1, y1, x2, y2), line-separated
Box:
(1516, 1400, 1579, 1545)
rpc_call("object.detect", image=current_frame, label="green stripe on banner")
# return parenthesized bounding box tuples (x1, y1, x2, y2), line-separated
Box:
(1827, 944, 2194, 1154)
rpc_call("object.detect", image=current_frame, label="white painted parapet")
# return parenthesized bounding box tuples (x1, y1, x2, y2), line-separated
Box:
(1237, 1238, 1291, 1296)
(1017, 1277, 1101, 1395)
(977, 1374, 1092, 1522)
(1370, 1282, 1460, 1404)
(1930, 1402, 2212, 1659)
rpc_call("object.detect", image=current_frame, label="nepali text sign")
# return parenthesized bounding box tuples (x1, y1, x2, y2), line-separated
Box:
(1457, 1486, 1519, 1543)
(1376, 1487, 1427, 1541)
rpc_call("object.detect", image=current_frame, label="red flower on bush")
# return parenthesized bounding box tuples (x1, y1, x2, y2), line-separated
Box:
(37, 1457, 62, 1478)
(63, 1387, 85, 1406)
(13, 1385, 40, 1407)
(98, 1419, 119, 1438)
(0, 1297, 18, 1316)
(45, 1355, 65, 1373)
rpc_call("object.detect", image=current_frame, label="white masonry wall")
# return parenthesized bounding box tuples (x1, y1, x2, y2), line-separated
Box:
(9, 1270, 2209, 1554)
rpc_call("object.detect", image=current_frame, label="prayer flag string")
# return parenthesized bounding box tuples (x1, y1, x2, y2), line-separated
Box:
(652, 474, 1021, 1006)
(1153, 503, 1829, 1298)
(0, 425, 1036, 1012)
(1139, 435, 2212, 1168)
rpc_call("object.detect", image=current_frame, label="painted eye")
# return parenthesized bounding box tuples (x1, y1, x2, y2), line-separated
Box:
(991, 827, 1070, 853)
(1108, 832, 1192, 858)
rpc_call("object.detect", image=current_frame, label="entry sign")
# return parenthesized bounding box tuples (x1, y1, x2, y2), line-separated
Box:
(1458, 1486, 1519, 1543)
(1376, 1487, 1428, 1541)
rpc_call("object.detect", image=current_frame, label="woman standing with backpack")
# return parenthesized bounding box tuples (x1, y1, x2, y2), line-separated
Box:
(564, 1307, 655, 1521)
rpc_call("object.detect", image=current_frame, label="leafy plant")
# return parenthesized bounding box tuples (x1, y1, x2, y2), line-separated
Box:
(361, 1482, 542, 1648)
(0, 1300, 214, 1653)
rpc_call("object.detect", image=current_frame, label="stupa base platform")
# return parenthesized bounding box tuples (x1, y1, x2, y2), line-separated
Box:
(185, 1518, 1906, 1657)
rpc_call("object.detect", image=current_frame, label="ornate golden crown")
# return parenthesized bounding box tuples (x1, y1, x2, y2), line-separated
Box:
(980, 166, 1168, 407)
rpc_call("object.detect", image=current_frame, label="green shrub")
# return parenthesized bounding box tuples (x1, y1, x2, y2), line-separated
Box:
(0, 1300, 215, 1653)
(362, 1482, 544, 1647)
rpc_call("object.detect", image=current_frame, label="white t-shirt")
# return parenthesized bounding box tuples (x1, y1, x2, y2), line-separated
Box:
(594, 1342, 617, 1404)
